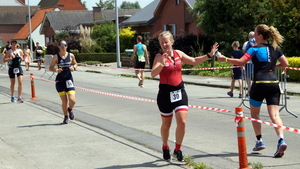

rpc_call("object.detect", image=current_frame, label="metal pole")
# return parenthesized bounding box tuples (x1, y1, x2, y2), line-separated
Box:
(115, 0, 121, 68)
(27, 0, 33, 57)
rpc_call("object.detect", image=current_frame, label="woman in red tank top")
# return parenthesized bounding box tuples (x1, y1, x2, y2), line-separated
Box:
(151, 31, 218, 161)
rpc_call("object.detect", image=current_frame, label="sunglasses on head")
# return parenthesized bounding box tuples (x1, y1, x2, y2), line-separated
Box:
(60, 44, 67, 46)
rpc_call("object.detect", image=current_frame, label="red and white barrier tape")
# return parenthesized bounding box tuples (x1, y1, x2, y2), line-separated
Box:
(182, 66, 242, 71)
(242, 116, 300, 134)
(286, 67, 300, 71)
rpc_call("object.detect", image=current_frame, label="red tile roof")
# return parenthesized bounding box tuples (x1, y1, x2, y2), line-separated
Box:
(18, 0, 25, 5)
(57, 0, 86, 10)
(13, 7, 55, 39)
(13, 0, 86, 40)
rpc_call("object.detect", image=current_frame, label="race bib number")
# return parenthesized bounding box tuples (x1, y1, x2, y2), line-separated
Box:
(66, 80, 74, 88)
(138, 56, 145, 62)
(170, 89, 182, 103)
(13, 68, 19, 74)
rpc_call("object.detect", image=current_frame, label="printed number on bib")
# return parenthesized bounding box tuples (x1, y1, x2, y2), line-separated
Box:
(66, 80, 74, 88)
(138, 56, 145, 62)
(13, 68, 19, 74)
(170, 89, 182, 103)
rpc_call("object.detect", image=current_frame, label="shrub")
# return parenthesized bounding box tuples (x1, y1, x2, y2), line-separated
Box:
(75, 53, 126, 63)
(182, 60, 232, 77)
(286, 57, 300, 82)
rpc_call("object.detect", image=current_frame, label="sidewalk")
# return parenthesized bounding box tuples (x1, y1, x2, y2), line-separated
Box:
(0, 90, 193, 169)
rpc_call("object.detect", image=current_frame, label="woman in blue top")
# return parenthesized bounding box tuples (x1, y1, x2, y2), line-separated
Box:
(49, 40, 78, 124)
(218, 24, 289, 158)
(130, 35, 149, 87)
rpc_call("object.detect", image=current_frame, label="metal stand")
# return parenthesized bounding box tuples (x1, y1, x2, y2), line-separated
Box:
(238, 64, 297, 118)
(41, 55, 56, 79)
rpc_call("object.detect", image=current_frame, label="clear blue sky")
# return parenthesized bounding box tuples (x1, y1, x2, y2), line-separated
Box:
(28, 0, 153, 10)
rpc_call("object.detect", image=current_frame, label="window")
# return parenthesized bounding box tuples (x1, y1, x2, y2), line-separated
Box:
(0, 39, 2, 46)
(176, 0, 180, 5)
(164, 24, 176, 35)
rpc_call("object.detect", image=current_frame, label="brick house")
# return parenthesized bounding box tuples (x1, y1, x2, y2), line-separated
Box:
(7, 0, 86, 48)
(0, 0, 38, 46)
(40, 8, 140, 45)
(120, 0, 202, 45)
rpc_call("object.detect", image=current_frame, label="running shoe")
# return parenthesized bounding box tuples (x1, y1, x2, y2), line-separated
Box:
(68, 108, 75, 120)
(63, 116, 69, 124)
(239, 94, 242, 98)
(252, 140, 265, 151)
(138, 79, 143, 87)
(17, 98, 24, 103)
(11, 96, 16, 103)
(274, 140, 287, 158)
(162, 147, 170, 161)
(227, 91, 233, 97)
(173, 149, 183, 161)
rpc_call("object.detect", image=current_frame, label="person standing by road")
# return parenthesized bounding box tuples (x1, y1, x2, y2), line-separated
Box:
(23, 45, 32, 71)
(151, 31, 218, 161)
(2, 40, 24, 103)
(34, 42, 43, 70)
(242, 31, 257, 97)
(130, 35, 149, 88)
(227, 41, 243, 98)
(49, 40, 78, 124)
(2, 41, 11, 54)
(217, 24, 289, 158)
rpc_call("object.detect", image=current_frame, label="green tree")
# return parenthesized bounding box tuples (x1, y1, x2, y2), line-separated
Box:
(120, 1, 141, 9)
(269, 0, 300, 56)
(91, 22, 116, 52)
(96, 0, 115, 10)
(119, 27, 136, 51)
(54, 32, 70, 42)
(192, 0, 274, 55)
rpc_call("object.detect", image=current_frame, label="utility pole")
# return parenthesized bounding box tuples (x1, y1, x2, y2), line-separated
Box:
(27, 0, 33, 56)
(115, 0, 121, 68)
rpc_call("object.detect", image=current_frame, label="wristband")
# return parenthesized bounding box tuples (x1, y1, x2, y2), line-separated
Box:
(206, 53, 212, 58)
(160, 64, 165, 67)
(225, 58, 228, 62)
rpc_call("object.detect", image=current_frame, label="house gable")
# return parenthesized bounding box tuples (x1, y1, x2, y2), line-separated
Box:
(13, 0, 87, 42)
(38, 0, 86, 10)
(151, 0, 200, 36)
(13, 8, 56, 40)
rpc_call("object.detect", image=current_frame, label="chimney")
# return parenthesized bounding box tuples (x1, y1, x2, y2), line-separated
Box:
(93, 7, 102, 21)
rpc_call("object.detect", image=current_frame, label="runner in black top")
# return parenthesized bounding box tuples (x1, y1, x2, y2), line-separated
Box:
(217, 24, 289, 158)
(49, 40, 78, 124)
(2, 41, 11, 54)
(2, 40, 24, 103)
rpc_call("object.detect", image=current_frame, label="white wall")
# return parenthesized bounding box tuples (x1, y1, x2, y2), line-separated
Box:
(31, 24, 46, 47)
(0, 0, 24, 6)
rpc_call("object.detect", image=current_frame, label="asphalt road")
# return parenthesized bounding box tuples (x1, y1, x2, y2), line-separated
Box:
(0, 65, 300, 169)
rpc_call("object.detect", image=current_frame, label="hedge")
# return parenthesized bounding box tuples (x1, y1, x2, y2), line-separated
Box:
(286, 57, 300, 82)
(75, 53, 127, 63)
